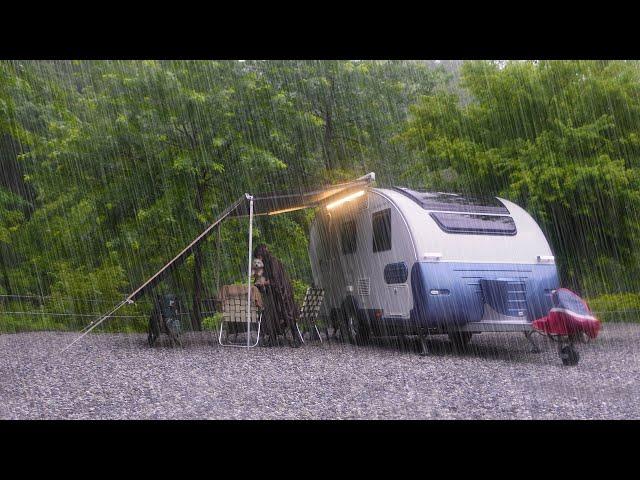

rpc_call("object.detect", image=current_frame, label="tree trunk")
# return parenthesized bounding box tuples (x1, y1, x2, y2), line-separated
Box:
(322, 73, 339, 171)
(0, 245, 12, 305)
(191, 174, 207, 331)
(191, 244, 203, 331)
(323, 109, 335, 170)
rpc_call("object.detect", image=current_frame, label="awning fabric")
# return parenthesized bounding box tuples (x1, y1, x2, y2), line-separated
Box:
(104, 173, 375, 301)
(228, 172, 375, 217)
(62, 173, 375, 351)
(131, 172, 373, 300)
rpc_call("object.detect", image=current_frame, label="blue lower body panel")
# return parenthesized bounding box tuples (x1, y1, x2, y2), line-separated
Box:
(410, 262, 559, 329)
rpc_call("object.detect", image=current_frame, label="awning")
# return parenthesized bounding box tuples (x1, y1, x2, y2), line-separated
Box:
(61, 172, 375, 351)
(228, 172, 375, 217)
(127, 172, 374, 300)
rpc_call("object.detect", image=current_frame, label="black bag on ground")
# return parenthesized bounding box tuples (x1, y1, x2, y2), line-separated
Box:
(147, 294, 182, 347)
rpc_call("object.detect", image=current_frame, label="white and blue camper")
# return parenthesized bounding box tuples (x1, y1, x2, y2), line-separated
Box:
(308, 186, 559, 352)
(67, 172, 560, 357)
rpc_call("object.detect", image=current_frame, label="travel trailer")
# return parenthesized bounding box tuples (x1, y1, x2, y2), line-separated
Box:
(66, 172, 562, 358)
(308, 186, 560, 349)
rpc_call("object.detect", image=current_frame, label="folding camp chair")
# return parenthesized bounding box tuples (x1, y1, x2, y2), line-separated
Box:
(296, 286, 325, 343)
(218, 285, 263, 348)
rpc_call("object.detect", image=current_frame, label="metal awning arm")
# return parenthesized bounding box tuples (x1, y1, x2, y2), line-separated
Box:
(61, 194, 248, 353)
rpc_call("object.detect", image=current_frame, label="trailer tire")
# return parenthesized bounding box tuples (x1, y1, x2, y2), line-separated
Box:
(448, 331, 472, 350)
(342, 303, 370, 346)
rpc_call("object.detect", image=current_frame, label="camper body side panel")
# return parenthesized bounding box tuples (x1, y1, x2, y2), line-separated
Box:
(308, 190, 417, 325)
(354, 190, 417, 329)
(309, 212, 345, 318)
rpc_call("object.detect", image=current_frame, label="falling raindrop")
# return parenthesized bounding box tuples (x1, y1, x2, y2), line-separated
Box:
(0, 60, 639, 419)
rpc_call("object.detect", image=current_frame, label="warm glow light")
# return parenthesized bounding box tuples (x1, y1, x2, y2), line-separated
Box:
(325, 190, 365, 210)
(267, 206, 307, 216)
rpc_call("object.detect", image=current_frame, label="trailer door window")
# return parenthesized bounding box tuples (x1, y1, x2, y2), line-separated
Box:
(384, 262, 408, 284)
(373, 208, 392, 252)
(340, 219, 357, 254)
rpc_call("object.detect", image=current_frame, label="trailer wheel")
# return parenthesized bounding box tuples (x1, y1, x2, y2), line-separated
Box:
(560, 345, 580, 366)
(448, 331, 472, 350)
(342, 305, 370, 346)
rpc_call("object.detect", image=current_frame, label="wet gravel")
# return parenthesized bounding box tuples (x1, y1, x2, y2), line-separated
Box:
(1, 323, 639, 419)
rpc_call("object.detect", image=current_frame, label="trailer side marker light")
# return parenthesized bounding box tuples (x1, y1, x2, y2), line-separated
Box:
(326, 190, 366, 210)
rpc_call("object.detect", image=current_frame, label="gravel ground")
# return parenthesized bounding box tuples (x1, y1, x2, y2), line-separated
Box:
(1, 323, 639, 419)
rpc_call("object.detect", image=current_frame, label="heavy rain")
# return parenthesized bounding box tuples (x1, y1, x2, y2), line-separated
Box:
(1, 60, 639, 419)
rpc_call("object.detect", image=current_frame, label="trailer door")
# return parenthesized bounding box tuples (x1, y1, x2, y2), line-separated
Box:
(373, 207, 411, 318)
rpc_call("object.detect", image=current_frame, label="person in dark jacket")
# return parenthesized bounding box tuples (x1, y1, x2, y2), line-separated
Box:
(253, 244, 301, 348)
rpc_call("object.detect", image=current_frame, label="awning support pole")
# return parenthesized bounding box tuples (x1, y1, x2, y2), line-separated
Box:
(246, 194, 254, 347)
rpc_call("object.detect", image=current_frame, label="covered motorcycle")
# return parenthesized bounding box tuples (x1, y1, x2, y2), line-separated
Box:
(532, 288, 601, 365)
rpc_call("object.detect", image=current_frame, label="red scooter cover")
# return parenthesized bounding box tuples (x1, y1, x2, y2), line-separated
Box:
(532, 288, 601, 339)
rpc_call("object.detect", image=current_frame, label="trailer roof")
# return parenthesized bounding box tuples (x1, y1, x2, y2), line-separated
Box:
(391, 187, 510, 215)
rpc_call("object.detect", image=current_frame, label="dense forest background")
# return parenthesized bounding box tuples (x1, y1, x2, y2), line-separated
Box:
(1, 60, 640, 332)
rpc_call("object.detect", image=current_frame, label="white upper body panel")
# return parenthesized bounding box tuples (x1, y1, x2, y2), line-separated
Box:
(374, 188, 553, 265)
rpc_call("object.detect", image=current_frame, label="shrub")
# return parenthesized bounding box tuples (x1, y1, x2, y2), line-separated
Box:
(202, 312, 223, 331)
(292, 279, 309, 307)
(0, 306, 67, 333)
(586, 292, 640, 323)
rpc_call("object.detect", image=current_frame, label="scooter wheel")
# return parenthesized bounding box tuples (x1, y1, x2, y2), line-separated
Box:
(560, 345, 580, 366)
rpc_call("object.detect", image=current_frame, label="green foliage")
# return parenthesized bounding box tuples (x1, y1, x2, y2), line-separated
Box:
(401, 60, 640, 293)
(292, 279, 310, 308)
(0, 187, 26, 243)
(0, 310, 64, 333)
(1, 60, 639, 332)
(202, 312, 223, 331)
(47, 260, 129, 315)
(587, 293, 640, 323)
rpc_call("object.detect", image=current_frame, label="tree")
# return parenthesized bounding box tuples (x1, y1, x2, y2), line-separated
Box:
(401, 60, 640, 294)
(2, 60, 328, 329)
(251, 60, 448, 180)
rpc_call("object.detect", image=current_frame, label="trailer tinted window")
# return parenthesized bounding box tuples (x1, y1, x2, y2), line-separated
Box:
(394, 188, 509, 215)
(372, 209, 392, 252)
(430, 212, 517, 236)
(340, 220, 357, 254)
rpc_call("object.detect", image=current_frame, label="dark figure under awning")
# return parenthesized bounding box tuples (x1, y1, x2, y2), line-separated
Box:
(253, 244, 301, 348)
